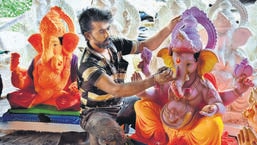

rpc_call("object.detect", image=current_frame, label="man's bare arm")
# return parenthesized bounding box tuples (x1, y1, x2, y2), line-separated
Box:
(95, 68, 173, 97)
(138, 16, 181, 52)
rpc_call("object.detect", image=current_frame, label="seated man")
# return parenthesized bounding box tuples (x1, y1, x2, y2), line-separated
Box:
(77, 7, 178, 144)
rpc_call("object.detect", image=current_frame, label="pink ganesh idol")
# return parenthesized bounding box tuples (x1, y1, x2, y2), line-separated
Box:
(130, 7, 254, 145)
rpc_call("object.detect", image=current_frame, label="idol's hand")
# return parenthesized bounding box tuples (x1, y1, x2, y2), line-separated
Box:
(234, 74, 254, 96)
(233, 58, 254, 95)
(238, 127, 257, 145)
(68, 81, 79, 95)
(199, 104, 218, 117)
(10, 52, 20, 71)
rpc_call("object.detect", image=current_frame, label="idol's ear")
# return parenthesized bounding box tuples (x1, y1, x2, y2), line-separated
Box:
(28, 33, 42, 53)
(157, 47, 174, 69)
(231, 27, 252, 49)
(198, 50, 218, 76)
(62, 33, 79, 56)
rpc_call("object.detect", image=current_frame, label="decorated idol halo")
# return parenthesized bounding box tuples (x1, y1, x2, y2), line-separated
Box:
(28, 6, 79, 55)
(40, 6, 75, 36)
(170, 6, 217, 53)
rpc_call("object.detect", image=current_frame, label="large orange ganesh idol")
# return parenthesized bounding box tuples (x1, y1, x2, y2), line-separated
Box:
(7, 6, 80, 111)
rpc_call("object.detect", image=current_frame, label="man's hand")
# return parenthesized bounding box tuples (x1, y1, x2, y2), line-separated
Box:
(131, 72, 143, 82)
(168, 16, 182, 31)
(238, 127, 257, 145)
(153, 67, 173, 85)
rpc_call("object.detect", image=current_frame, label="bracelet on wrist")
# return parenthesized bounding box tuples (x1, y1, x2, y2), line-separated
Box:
(214, 103, 220, 113)
(153, 74, 160, 88)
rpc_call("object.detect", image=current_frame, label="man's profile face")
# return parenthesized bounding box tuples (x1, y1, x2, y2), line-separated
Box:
(88, 21, 111, 49)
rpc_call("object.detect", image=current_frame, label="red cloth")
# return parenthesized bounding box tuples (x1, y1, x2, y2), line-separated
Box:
(221, 131, 238, 145)
(204, 73, 218, 89)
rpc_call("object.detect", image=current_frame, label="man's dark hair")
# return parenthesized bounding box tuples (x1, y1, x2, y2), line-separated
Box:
(170, 51, 200, 62)
(78, 7, 113, 35)
(58, 37, 63, 45)
(194, 52, 200, 62)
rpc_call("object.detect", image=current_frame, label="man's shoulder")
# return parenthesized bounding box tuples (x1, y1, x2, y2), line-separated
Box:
(80, 49, 100, 63)
(111, 37, 134, 53)
(111, 37, 132, 46)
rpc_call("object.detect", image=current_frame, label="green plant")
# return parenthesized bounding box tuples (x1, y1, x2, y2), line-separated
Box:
(0, 0, 32, 17)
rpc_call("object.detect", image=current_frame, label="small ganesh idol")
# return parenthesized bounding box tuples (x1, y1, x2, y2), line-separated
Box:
(7, 6, 80, 111)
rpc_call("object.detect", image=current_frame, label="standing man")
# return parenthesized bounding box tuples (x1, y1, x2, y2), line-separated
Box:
(77, 7, 179, 144)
